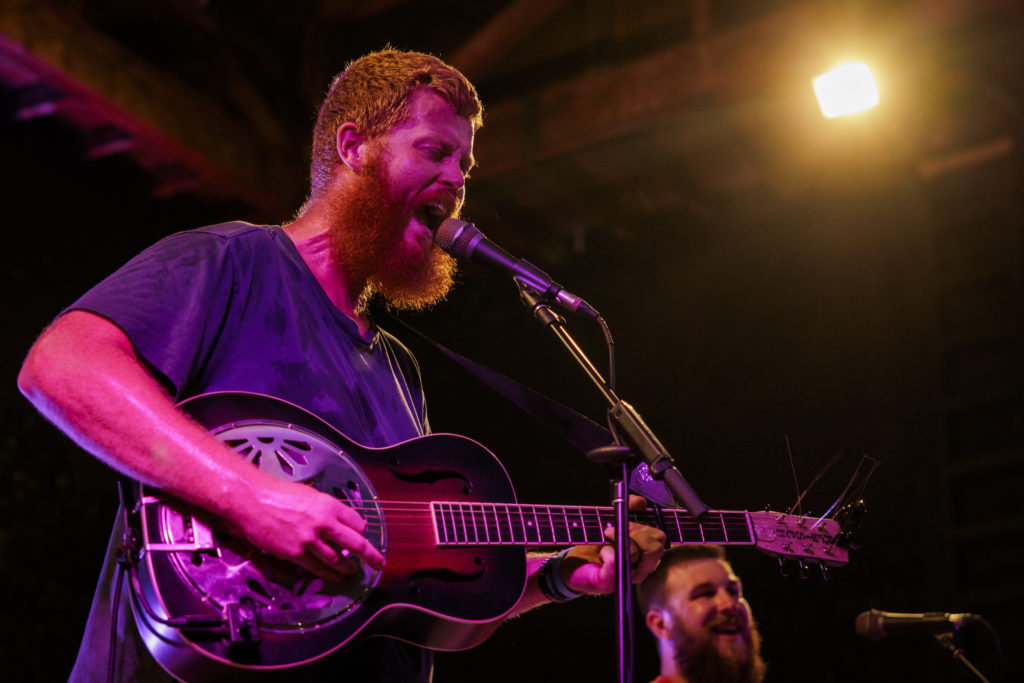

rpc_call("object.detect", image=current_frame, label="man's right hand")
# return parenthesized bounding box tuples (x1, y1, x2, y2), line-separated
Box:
(227, 476, 385, 582)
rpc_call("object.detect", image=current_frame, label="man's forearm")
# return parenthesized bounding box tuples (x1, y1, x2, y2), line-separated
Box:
(17, 310, 270, 516)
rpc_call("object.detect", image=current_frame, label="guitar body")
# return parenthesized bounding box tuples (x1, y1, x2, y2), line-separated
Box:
(126, 392, 525, 681)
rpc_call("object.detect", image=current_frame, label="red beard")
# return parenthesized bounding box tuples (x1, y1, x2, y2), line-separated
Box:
(671, 616, 767, 683)
(326, 155, 457, 312)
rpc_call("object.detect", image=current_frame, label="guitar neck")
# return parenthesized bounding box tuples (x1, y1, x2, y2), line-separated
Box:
(431, 502, 756, 548)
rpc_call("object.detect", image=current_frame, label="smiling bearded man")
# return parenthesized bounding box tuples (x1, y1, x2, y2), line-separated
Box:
(638, 545, 767, 683)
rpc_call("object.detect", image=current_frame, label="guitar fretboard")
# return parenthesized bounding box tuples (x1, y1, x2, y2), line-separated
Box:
(431, 502, 755, 547)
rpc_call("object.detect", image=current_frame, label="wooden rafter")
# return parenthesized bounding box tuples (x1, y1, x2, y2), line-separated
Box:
(0, 0, 303, 216)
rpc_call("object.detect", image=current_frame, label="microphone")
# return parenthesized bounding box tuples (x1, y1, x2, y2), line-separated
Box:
(854, 609, 977, 640)
(435, 218, 599, 318)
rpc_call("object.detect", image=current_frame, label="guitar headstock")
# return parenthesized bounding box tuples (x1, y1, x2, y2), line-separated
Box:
(748, 511, 850, 568)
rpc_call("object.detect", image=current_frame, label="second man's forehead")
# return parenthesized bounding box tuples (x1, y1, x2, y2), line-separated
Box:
(673, 558, 741, 587)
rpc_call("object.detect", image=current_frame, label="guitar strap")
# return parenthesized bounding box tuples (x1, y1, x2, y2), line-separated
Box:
(384, 313, 613, 454)
(382, 313, 677, 506)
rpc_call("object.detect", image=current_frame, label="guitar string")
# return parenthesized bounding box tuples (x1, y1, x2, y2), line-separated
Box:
(347, 504, 734, 528)
(350, 506, 736, 536)
(339, 507, 835, 556)
(348, 505, 746, 546)
(357, 506, 795, 530)
(347, 501, 724, 519)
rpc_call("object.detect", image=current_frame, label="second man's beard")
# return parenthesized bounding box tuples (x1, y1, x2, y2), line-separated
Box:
(672, 620, 767, 683)
(327, 154, 457, 313)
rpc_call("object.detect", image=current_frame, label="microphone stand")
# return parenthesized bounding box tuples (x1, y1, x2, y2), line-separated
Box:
(934, 633, 992, 683)
(516, 283, 709, 683)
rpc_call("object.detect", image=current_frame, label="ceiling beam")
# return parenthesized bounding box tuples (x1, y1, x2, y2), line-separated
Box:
(0, 0, 303, 216)
(471, 1, 822, 180)
(447, 0, 570, 81)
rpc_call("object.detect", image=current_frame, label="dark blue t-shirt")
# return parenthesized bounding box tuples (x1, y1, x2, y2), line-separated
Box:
(68, 222, 433, 682)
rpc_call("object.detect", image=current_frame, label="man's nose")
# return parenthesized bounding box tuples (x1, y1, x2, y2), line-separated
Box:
(439, 157, 466, 189)
(713, 589, 739, 612)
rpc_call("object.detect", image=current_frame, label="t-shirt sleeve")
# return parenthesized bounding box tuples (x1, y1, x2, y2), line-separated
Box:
(67, 231, 236, 397)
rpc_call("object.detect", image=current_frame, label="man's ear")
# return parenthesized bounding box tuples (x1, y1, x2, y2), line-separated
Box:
(336, 122, 363, 172)
(646, 609, 672, 639)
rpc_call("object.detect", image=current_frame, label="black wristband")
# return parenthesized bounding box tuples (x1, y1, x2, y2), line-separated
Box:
(537, 549, 583, 602)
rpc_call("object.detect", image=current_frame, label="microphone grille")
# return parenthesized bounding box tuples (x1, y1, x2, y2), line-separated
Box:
(435, 218, 480, 258)
(854, 610, 883, 641)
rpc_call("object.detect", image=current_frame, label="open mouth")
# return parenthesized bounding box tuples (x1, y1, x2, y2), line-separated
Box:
(414, 201, 449, 234)
(709, 622, 744, 636)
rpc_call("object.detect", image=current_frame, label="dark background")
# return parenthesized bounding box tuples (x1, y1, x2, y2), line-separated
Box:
(2, 1, 1022, 681)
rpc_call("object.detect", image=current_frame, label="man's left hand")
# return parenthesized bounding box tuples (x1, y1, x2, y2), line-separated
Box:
(560, 495, 666, 594)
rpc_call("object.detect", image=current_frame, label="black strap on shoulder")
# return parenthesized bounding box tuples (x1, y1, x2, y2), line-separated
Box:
(383, 313, 613, 455)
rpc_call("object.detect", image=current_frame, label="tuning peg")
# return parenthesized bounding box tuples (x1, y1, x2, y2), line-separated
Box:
(798, 560, 810, 580)
(777, 557, 791, 578)
(837, 499, 867, 527)
(819, 564, 830, 581)
(836, 530, 863, 551)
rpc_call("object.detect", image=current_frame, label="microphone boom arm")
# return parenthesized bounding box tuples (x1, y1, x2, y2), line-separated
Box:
(516, 282, 709, 518)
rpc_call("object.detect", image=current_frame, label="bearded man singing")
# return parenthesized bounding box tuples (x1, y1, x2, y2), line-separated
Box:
(19, 49, 666, 683)
(639, 545, 768, 683)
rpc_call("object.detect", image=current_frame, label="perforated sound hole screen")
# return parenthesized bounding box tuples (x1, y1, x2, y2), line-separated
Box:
(156, 420, 385, 629)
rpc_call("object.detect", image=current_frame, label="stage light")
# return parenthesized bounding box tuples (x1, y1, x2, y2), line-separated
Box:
(812, 62, 879, 118)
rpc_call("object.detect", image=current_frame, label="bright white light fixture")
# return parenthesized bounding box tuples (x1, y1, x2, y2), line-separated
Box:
(812, 62, 879, 118)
